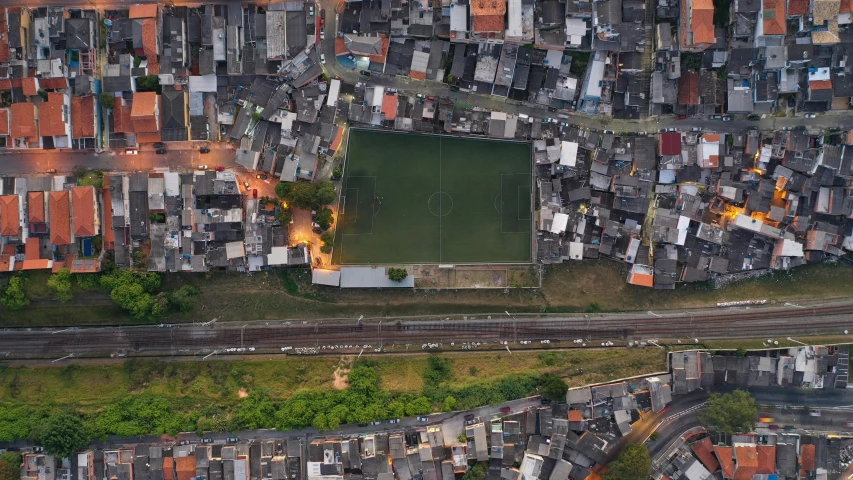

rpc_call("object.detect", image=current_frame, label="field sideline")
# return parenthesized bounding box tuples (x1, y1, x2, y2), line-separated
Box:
(332, 129, 533, 265)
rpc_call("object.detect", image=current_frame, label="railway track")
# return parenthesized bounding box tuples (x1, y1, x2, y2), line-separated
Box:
(1, 303, 851, 359)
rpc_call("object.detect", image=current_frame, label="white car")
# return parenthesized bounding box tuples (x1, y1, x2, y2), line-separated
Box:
(320, 53, 326, 64)
(805, 113, 816, 118)
(125, 148, 139, 155)
(320, 30, 325, 41)
(198, 165, 209, 170)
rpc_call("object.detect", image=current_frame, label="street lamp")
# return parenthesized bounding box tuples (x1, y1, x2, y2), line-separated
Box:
(787, 337, 808, 346)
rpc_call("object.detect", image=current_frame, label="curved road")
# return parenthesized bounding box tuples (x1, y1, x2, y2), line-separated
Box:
(2, 302, 852, 360)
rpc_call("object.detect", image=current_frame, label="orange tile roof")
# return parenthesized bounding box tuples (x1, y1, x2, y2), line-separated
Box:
(49, 191, 71, 246)
(0, 79, 11, 91)
(131, 91, 160, 133)
(811, 79, 833, 90)
(40, 92, 67, 138)
(381, 94, 397, 119)
(39, 77, 69, 90)
(0, 108, 9, 136)
(703, 133, 721, 142)
(713, 446, 734, 479)
(692, 438, 719, 472)
(0, 254, 12, 272)
(733, 446, 758, 480)
(756, 445, 775, 474)
(101, 178, 115, 249)
(473, 14, 505, 32)
(691, 0, 715, 45)
(163, 459, 174, 480)
(21, 77, 38, 96)
(10, 102, 38, 140)
(410, 70, 426, 80)
(628, 271, 654, 287)
(71, 186, 96, 238)
(330, 126, 344, 151)
(763, 0, 787, 35)
(842, 0, 853, 13)
(136, 132, 163, 143)
(471, 0, 506, 16)
(800, 444, 815, 476)
(2, 245, 13, 256)
(28, 191, 45, 224)
(71, 95, 96, 139)
(335, 37, 348, 56)
(113, 104, 133, 133)
(175, 457, 195, 480)
(141, 18, 159, 61)
(24, 237, 38, 260)
(0, 195, 20, 237)
(788, 0, 810, 15)
(369, 35, 390, 63)
(679, 72, 700, 105)
(129, 4, 158, 18)
(0, 8, 9, 63)
(568, 410, 583, 422)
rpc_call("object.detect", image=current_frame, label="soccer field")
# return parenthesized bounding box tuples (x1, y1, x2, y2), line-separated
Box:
(332, 129, 533, 265)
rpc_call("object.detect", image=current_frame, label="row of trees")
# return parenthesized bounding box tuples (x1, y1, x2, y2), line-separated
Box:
(275, 181, 337, 231)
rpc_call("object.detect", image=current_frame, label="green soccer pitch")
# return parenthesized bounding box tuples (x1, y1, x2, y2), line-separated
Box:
(331, 129, 533, 265)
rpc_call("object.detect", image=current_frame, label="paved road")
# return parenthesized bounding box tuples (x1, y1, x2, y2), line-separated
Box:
(0, 143, 240, 175)
(649, 386, 853, 467)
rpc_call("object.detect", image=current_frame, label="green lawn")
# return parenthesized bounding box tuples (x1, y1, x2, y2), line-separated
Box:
(332, 130, 532, 265)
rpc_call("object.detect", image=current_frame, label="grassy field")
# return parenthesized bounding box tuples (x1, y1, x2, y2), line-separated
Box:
(4, 260, 853, 326)
(333, 130, 532, 265)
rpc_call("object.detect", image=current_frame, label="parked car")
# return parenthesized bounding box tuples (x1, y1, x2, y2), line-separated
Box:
(360, 70, 371, 76)
(252, 189, 258, 199)
(125, 148, 139, 155)
(783, 126, 793, 131)
(243, 181, 251, 191)
(215, 166, 225, 172)
(226, 437, 239, 443)
(256, 173, 269, 180)
(500, 406, 511, 414)
(312, 227, 324, 234)
(200, 147, 210, 153)
(747, 114, 761, 121)
(180, 440, 191, 446)
(45, 168, 57, 174)
(710, 115, 722, 120)
(198, 165, 209, 170)
(603, 130, 614, 134)
(691, 127, 702, 132)
(667, 127, 677, 132)
(320, 53, 326, 64)
(417, 417, 428, 422)
(464, 414, 474, 421)
(768, 425, 780, 430)
(202, 438, 213, 444)
(805, 113, 816, 118)
(416, 93, 425, 99)
(722, 116, 733, 121)
(153, 142, 166, 148)
(320, 30, 325, 41)
(389, 419, 401, 424)
(155, 148, 167, 154)
(676, 115, 687, 120)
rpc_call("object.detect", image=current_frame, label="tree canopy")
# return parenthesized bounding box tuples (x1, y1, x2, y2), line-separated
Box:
(100, 93, 115, 109)
(388, 268, 408, 282)
(315, 208, 334, 230)
(315, 181, 337, 205)
(603, 444, 651, 480)
(0, 452, 22, 480)
(135, 75, 161, 94)
(538, 373, 568, 402)
(100, 270, 164, 320)
(2, 275, 29, 310)
(320, 231, 335, 254)
(35, 412, 90, 460)
(47, 268, 73, 302)
(699, 390, 758, 434)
